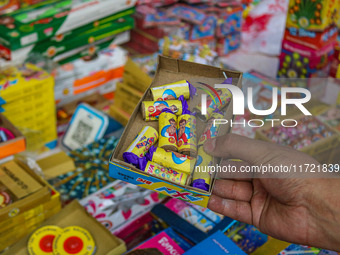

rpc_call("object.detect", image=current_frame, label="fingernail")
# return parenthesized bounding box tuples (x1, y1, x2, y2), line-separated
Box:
(204, 138, 216, 152)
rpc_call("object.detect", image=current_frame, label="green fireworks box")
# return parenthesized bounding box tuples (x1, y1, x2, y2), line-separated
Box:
(0, 0, 136, 59)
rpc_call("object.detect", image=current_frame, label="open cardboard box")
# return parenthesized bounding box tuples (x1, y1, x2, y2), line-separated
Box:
(109, 56, 242, 207)
(3, 200, 126, 255)
(0, 114, 26, 159)
(0, 160, 51, 222)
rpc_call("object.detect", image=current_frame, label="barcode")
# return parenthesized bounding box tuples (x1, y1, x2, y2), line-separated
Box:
(71, 120, 93, 146)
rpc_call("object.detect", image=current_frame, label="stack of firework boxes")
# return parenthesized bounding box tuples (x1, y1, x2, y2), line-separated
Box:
(0, 160, 61, 251)
(278, 0, 339, 97)
(0, 0, 137, 65)
(109, 58, 152, 126)
(0, 63, 57, 153)
(126, 0, 242, 56)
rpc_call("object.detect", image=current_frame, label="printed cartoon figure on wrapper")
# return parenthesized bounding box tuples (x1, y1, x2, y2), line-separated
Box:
(151, 147, 196, 175)
(151, 80, 190, 101)
(145, 161, 188, 186)
(198, 111, 224, 146)
(124, 126, 158, 158)
(159, 112, 178, 150)
(177, 114, 197, 156)
(144, 100, 182, 121)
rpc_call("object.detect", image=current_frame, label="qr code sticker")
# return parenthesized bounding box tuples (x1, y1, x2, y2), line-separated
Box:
(71, 120, 93, 146)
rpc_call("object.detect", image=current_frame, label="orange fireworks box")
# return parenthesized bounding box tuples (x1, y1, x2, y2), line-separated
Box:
(109, 56, 242, 207)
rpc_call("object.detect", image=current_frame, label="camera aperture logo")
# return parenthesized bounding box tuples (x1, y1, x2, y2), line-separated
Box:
(200, 84, 311, 128)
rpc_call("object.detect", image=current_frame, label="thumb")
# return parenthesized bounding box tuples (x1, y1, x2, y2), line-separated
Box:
(203, 133, 276, 165)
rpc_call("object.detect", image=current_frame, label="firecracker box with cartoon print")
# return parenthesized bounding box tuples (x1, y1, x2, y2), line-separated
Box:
(0, 0, 137, 52)
(109, 56, 242, 207)
(286, 0, 338, 31)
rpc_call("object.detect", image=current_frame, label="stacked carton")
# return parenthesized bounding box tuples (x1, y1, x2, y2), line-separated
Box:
(0, 0, 137, 65)
(125, 1, 242, 56)
(0, 63, 57, 153)
(278, 0, 339, 94)
(109, 58, 152, 126)
(0, 160, 61, 251)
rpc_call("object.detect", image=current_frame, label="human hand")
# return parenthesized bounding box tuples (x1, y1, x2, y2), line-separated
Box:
(204, 133, 340, 251)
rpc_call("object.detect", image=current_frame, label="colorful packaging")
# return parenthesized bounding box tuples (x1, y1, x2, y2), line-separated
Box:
(123, 126, 159, 169)
(144, 161, 188, 186)
(136, 6, 180, 28)
(215, 6, 242, 37)
(198, 111, 224, 146)
(142, 100, 183, 121)
(165, 198, 216, 233)
(284, 26, 338, 50)
(0, 0, 137, 51)
(278, 39, 334, 79)
(177, 114, 197, 156)
(149, 146, 196, 175)
(216, 32, 241, 56)
(184, 231, 247, 255)
(167, 5, 207, 25)
(129, 228, 187, 255)
(0, 63, 57, 153)
(0, 9, 134, 61)
(151, 80, 192, 101)
(27, 225, 63, 255)
(52, 226, 96, 255)
(159, 111, 178, 152)
(190, 15, 217, 41)
(286, 0, 338, 30)
(192, 146, 213, 191)
(80, 180, 163, 235)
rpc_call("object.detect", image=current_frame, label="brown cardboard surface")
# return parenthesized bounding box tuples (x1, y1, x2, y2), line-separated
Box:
(0, 114, 26, 159)
(113, 82, 144, 115)
(111, 56, 242, 194)
(109, 105, 130, 126)
(37, 151, 76, 180)
(0, 160, 43, 198)
(3, 200, 126, 255)
(123, 58, 152, 92)
(0, 160, 51, 222)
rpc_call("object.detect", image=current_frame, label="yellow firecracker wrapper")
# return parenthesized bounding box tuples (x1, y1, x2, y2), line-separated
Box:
(53, 226, 96, 255)
(123, 126, 159, 169)
(124, 126, 158, 158)
(145, 161, 188, 186)
(27, 225, 63, 255)
(192, 146, 214, 191)
(198, 111, 224, 146)
(177, 114, 197, 157)
(151, 80, 191, 100)
(159, 111, 178, 152)
(149, 147, 196, 175)
(142, 100, 183, 121)
(195, 87, 232, 121)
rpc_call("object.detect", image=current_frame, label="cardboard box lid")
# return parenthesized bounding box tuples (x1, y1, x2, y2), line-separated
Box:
(36, 151, 76, 180)
(3, 200, 126, 255)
